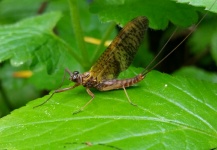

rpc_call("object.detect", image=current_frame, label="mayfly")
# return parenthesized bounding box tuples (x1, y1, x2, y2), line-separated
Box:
(35, 16, 148, 114)
(35, 1, 216, 114)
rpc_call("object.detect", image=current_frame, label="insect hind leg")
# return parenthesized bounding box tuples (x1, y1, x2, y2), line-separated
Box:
(72, 88, 95, 115)
(123, 86, 137, 106)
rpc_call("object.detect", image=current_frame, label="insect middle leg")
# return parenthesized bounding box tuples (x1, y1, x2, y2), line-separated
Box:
(72, 88, 95, 115)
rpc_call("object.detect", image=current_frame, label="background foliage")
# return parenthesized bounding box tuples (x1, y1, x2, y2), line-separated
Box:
(0, 0, 217, 149)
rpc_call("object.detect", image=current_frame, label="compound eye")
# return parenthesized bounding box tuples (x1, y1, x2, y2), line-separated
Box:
(72, 71, 79, 80)
(73, 71, 79, 75)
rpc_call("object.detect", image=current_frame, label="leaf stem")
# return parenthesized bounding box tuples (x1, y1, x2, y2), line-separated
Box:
(55, 35, 83, 63)
(91, 22, 116, 64)
(68, 0, 90, 69)
(0, 79, 12, 112)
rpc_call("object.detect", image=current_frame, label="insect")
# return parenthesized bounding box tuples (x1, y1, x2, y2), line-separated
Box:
(34, 1, 216, 114)
(35, 16, 148, 114)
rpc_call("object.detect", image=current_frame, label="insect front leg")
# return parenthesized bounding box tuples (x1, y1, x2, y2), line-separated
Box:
(72, 88, 95, 115)
(33, 84, 79, 108)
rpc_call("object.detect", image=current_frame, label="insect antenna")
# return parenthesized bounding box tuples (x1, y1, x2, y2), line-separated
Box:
(141, 27, 178, 75)
(141, 1, 216, 77)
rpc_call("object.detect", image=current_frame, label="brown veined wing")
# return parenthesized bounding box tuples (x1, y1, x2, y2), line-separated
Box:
(89, 16, 149, 82)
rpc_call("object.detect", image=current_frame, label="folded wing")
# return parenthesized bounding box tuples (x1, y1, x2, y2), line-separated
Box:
(90, 16, 149, 81)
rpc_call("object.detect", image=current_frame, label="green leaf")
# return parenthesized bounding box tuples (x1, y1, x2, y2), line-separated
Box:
(175, 0, 217, 12)
(0, 0, 45, 24)
(90, 0, 217, 29)
(0, 12, 79, 74)
(0, 71, 217, 149)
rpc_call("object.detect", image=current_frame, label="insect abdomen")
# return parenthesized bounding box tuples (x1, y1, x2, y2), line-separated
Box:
(96, 74, 144, 91)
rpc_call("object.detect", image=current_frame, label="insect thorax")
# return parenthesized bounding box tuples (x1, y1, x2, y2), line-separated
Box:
(81, 72, 98, 88)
